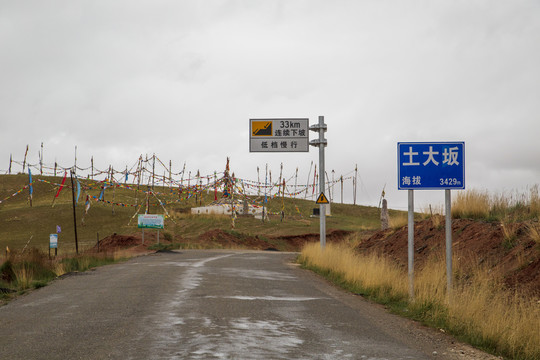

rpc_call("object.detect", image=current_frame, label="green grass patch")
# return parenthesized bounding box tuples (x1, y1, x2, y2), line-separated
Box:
(1, 173, 384, 253)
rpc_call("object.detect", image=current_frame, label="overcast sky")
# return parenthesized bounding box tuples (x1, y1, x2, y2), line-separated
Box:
(1, 0, 539, 210)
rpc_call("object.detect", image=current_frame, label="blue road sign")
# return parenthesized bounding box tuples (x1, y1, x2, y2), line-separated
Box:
(398, 142, 465, 190)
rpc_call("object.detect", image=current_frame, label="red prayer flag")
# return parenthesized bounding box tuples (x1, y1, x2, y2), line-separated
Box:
(55, 171, 67, 198)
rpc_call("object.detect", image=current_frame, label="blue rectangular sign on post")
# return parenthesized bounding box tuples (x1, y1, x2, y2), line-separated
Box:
(49, 234, 58, 249)
(398, 142, 465, 190)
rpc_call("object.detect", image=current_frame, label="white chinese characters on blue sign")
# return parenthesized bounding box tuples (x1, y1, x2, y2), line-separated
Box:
(398, 142, 465, 190)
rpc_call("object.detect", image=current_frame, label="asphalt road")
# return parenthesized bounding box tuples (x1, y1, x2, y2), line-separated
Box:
(0, 250, 497, 360)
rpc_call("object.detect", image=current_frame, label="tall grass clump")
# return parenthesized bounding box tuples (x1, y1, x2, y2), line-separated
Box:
(1, 249, 126, 300)
(528, 185, 540, 217)
(452, 189, 490, 219)
(299, 244, 540, 360)
(453, 186, 540, 221)
(10, 249, 57, 290)
(526, 221, 540, 244)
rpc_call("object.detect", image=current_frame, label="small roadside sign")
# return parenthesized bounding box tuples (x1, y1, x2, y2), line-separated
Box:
(138, 214, 164, 229)
(50, 234, 58, 249)
(316, 192, 330, 204)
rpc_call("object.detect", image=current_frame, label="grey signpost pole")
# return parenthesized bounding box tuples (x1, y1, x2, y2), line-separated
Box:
(445, 189, 452, 298)
(310, 116, 327, 249)
(408, 189, 414, 299)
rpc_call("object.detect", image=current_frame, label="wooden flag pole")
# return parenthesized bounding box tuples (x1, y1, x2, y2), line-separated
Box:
(70, 170, 79, 254)
(40, 142, 44, 175)
(22, 145, 28, 173)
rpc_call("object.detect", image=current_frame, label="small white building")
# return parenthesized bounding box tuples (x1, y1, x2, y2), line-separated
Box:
(191, 200, 263, 217)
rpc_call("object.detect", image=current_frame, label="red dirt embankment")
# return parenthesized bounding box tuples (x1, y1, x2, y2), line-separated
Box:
(91, 229, 352, 253)
(191, 229, 352, 251)
(356, 218, 540, 296)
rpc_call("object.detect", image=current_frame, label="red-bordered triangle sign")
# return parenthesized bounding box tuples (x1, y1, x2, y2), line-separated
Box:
(316, 192, 330, 204)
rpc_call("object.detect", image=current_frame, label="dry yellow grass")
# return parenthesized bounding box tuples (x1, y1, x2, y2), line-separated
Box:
(452, 187, 540, 221)
(300, 242, 407, 301)
(452, 189, 490, 219)
(389, 212, 408, 230)
(53, 262, 66, 276)
(300, 243, 540, 360)
(14, 264, 33, 290)
(526, 222, 540, 244)
(431, 214, 444, 228)
(501, 219, 520, 243)
(530, 185, 540, 216)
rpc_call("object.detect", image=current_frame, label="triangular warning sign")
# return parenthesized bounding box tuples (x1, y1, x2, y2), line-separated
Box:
(316, 192, 330, 204)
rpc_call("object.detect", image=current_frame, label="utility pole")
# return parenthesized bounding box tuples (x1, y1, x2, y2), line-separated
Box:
(309, 116, 328, 249)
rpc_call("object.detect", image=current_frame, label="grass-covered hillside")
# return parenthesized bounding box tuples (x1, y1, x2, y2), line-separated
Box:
(0, 174, 386, 253)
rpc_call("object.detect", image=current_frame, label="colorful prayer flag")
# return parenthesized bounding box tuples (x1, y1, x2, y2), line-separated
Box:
(55, 171, 67, 198)
(85, 195, 91, 214)
(28, 169, 33, 195)
(76, 177, 81, 204)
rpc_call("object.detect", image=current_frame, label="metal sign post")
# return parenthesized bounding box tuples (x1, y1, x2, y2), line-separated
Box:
(310, 116, 328, 249)
(249, 116, 328, 249)
(445, 189, 452, 298)
(408, 189, 414, 299)
(398, 142, 465, 300)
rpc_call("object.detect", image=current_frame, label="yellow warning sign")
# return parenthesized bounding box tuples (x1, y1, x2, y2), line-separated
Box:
(316, 192, 330, 204)
(251, 121, 273, 136)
